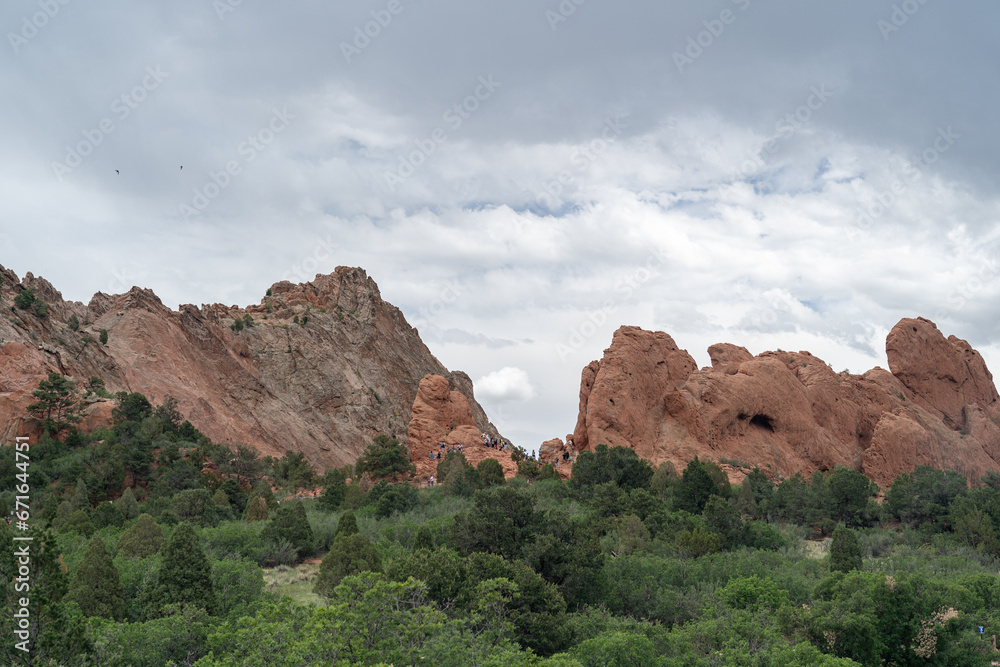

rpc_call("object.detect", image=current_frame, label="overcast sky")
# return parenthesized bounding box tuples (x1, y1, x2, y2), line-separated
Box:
(3, 1, 1000, 451)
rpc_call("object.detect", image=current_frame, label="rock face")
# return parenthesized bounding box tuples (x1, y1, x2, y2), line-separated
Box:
(408, 374, 518, 479)
(0, 265, 498, 471)
(573, 319, 1000, 487)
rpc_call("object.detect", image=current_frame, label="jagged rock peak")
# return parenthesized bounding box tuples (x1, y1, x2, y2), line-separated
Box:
(573, 319, 1000, 487)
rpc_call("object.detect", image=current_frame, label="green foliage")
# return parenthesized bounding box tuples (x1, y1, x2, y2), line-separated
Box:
(826, 466, 877, 526)
(334, 509, 360, 542)
(27, 372, 80, 439)
(143, 522, 217, 618)
(61, 508, 96, 536)
(355, 434, 416, 479)
(318, 467, 347, 510)
(67, 314, 79, 330)
(886, 465, 968, 531)
(717, 575, 789, 612)
(14, 287, 36, 309)
(116, 513, 165, 559)
(272, 450, 317, 489)
(313, 532, 383, 600)
(247, 478, 277, 510)
(261, 500, 315, 560)
(413, 524, 435, 550)
(92, 500, 125, 529)
(478, 457, 506, 487)
(568, 631, 658, 667)
(218, 478, 247, 515)
(674, 457, 720, 513)
(244, 496, 269, 523)
(451, 485, 541, 560)
(100, 328, 109, 345)
(67, 534, 124, 619)
(115, 487, 140, 521)
(571, 444, 653, 491)
(830, 525, 862, 572)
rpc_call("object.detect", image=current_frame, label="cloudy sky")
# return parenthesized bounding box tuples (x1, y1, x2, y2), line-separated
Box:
(3, 1, 1000, 451)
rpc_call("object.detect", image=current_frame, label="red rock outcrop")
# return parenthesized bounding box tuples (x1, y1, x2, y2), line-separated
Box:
(573, 321, 1000, 487)
(408, 374, 518, 479)
(0, 265, 499, 471)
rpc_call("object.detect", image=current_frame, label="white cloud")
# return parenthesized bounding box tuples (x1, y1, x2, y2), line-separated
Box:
(474, 367, 537, 403)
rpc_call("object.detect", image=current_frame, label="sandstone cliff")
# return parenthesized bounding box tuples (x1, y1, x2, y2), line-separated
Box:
(572, 319, 1000, 487)
(0, 265, 498, 471)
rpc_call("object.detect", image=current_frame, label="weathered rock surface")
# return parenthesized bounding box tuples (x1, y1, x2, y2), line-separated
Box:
(408, 374, 518, 479)
(573, 320, 1000, 487)
(0, 265, 498, 471)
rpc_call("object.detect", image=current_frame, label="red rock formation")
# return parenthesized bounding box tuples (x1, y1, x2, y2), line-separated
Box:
(408, 374, 518, 480)
(573, 322, 1000, 487)
(0, 266, 499, 471)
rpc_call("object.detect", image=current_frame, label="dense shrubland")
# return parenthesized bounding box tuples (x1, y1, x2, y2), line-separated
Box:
(2, 376, 1000, 665)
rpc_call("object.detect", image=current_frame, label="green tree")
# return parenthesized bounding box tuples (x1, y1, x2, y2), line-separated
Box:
(67, 314, 79, 331)
(703, 495, 743, 548)
(100, 328, 109, 345)
(272, 450, 317, 489)
(830, 525, 862, 572)
(261, 500, 314, 559)
(67, 535, 124, 619)
(247, 478, 277, 510)
(92, 501, 125, 529)
(70, 477, 90, 511)
(674, 457, 718, 513)
(13, 287, 36, 310)
(318, 468, 347, 510)
(0, 526, 91, 666)
(212, 489, 231, 510)
(61, 509, 96, 537)
(413, 525, 434, 551)
(313, 532, 383, 600)
(570, 444, 654, 490)
(143, 522, 217, 618)
(334, 509, 360, 542)
(826, 466, 876, 526)
(27, 372, 80, 439)
(218, 478, 248, 515)
(478, 457, 506, 487)
(116, 513, 165, 559)
(570, 631, 659, 667)
(450, 486, 541, 560)
(355, 434, 415, 479)
(116, 487, 140, 521)
(244, 496, 269, 523)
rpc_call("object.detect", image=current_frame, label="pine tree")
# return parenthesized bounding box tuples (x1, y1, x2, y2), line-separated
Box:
(313, 533, 382, 601)
(143, 522, 217, 618)
(248, 479, 277, 510)
(830, 524, 863, 572)
(413, 524, 434, 551)
(115, 487, 140, 521)
(52, 501, 73, 530)
(26, 372, 80, 439)
(67, 535, 123, 619)
(244, 496, 269, 523)
(334, 509, 360, 543)
(60, 509, 96, 537)
(212, 489, 231, 510)
(116, 513, 165, 559)
(261, 500, 314, 559)
(70, 478, 90, 512)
